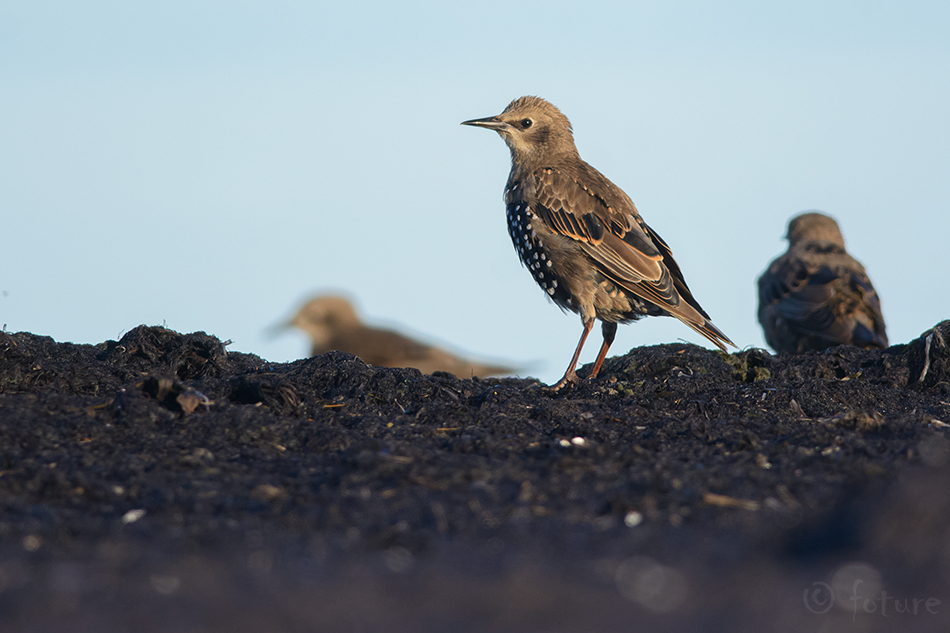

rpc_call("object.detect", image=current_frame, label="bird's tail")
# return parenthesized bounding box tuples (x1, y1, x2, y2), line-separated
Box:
(679, 315, 734, 352)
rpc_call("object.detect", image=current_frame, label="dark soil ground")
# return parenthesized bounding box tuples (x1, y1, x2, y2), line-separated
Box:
(3, 323, 950, 632)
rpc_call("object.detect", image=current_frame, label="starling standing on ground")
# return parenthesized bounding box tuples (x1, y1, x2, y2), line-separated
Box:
(286, 295, 514, 378)
(757, 212, 888, 354)
(462, 96, 734, 389)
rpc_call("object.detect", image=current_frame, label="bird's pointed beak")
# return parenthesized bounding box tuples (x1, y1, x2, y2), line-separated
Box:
(461, 115, 508, 131)
(263, 319, 291, 340)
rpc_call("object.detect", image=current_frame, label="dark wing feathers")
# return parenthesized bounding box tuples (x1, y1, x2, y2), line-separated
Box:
(534, 167, 664, 279)
(635, 217, 716, 321)
(594, 232, 677, 307)
(534, 172, 608, 243)
(533, 166, 732, 350)
(758, 246, 888, 352)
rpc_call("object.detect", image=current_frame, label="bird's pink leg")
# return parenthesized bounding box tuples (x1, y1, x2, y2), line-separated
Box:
(547, 319, 594, 391)
(588, 321, 617, 380)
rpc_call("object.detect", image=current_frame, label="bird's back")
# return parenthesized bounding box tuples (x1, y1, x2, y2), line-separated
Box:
(758, 238, 887, 353)
(320, 323, 512, 378)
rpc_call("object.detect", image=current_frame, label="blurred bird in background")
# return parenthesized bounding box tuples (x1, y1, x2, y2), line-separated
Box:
(281, 295, 514, 378)
(758, 211, 888, 354)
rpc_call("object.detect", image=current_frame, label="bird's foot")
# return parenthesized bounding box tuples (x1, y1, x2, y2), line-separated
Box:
(544, 370, 582, 393)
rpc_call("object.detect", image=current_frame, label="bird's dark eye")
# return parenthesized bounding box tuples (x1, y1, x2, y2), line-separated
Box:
(520, 118, 533, 129)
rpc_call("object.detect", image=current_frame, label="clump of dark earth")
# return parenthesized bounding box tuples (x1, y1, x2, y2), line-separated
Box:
(3, 322, 950, 632)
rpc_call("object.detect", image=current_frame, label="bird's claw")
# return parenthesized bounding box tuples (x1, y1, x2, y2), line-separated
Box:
(544, 370, 582, 393)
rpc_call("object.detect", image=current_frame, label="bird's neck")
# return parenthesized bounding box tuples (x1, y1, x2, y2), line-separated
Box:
(505, 140, 578, 175)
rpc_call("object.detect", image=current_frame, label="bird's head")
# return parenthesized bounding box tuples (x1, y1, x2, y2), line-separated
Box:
(785, 211, 846, 246)
(288, 295, 360, 346)
(462, 96, 577, 167)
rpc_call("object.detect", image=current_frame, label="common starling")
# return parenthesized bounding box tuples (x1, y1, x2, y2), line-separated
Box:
(286, 295, 514, 378)
(757, 212, 888, 354)
(462, 96, 734, 389)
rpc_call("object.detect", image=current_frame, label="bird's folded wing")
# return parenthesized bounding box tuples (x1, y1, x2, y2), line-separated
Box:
(337, 328, 440, 365)
(533, 168, 680, 309)
(840, 269, 888, 347)
(760, 259, 854, 341)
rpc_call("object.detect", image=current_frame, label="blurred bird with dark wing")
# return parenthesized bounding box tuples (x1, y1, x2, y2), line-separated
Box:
(285, 295, 514, 378)
(463, 96, 733, 389)
(758, 212, 888, 354)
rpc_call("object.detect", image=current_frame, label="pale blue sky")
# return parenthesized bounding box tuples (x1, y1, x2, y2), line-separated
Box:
(2, 2, 948, 382)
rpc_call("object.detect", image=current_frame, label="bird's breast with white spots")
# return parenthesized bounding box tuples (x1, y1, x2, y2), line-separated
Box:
(505, 196, 573, 310)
